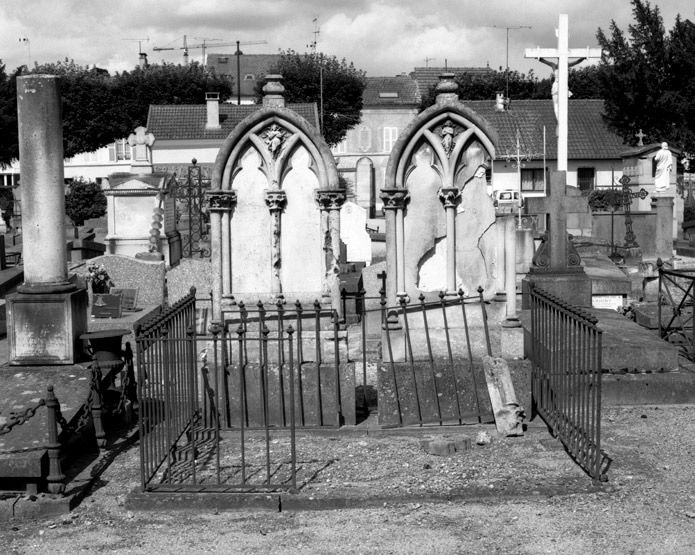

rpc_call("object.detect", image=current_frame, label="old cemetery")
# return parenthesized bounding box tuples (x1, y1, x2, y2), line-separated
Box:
(2, 33, 695, 514)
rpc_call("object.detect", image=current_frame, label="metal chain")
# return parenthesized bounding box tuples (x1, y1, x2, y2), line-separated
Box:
(0, 399, 46, 436)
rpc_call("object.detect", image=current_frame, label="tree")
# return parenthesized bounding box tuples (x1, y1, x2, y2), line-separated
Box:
(597, 0, 695, 155)
(65, 177, 107, 226)
(0, 58, 233, 165)
(418, 66, 604, 111)
(256, 50, 366, 146)
(0, 62, 21, 168)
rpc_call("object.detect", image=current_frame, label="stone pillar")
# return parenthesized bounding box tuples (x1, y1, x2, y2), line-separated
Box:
(503, 213, 520, 323)
(8, 75, 87, 365)
(265, 190, 287, 296)
(17, 76, 70, 289)
(438, 187, 461, 293)
(207, 189, 237, 321)
(380, 189, 410, 301)
(494, 214, 507, 298)
(316, 189, 347, 314)
(652, 194, 674, 260)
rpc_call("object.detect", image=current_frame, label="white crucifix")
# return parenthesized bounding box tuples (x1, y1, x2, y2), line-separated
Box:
(525, 14, 602, 172)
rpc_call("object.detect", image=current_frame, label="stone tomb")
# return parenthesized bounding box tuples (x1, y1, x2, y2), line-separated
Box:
(208, 75, 344, 319)
(103, 172, 180, 266)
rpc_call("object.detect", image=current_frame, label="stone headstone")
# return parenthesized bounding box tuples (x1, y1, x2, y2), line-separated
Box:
(340, 201, 372, 265)
(76, 254, 165, 306)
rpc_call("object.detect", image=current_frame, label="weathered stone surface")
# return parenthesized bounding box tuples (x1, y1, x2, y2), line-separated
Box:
(281, 147, 323, 295)
(340, 201, 372, 265)
(75, 254, 165, 306)
(166, 258, 213, 302)
(482, 355, 525, 437)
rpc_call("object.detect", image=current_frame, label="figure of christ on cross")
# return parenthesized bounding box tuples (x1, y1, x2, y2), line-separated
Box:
(525, 14, 602, 172)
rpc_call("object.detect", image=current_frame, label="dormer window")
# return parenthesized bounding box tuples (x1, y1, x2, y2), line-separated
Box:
(217, 57, 229, 63)
(379, 92, 399, 98)
(244, 74, 254, 80)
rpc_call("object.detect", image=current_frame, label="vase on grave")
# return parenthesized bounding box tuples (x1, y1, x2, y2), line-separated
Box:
(91, 281, 110, 294)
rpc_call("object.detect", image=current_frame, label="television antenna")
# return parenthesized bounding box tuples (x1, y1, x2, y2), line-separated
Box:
(485, 25, 532, 100)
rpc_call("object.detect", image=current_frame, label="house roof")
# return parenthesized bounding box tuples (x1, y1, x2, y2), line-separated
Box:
(363, 76, 421, 106)
(206, 53, 282, 97)
(463, 99, 628, 161)
(146, 102, 319, 141)
(411, 66, 493, 93)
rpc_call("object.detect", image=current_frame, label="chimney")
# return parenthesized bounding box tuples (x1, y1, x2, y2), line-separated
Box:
(495, 92, 507, 112)
(138, 52, 148, 68)
(206, 92, 220, 129)
(262, 74, 285, 108)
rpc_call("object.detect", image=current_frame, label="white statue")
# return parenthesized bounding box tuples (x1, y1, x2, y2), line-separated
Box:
(654, 142, 673, 192)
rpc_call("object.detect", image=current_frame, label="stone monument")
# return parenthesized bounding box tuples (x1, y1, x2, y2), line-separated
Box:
(103, 131, 181, 266)
(208, 75, 344, 320)
(382, 73, 499, 303)
(7, 75, 88, 364)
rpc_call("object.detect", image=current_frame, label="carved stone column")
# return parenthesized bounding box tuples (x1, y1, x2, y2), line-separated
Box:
(380, 189, 410, 300)
(316, 189, 347, 314)
(265, 190, 287, 296)
(207, 189, 237, 320)
(438, 187, 461, 293)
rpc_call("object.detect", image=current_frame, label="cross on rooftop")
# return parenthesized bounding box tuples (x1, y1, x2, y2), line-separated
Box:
(525, 14, 602, 172)
(635, 129, 646, 147)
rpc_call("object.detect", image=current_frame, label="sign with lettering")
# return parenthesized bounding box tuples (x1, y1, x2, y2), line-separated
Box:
(591, 295, 624, 311)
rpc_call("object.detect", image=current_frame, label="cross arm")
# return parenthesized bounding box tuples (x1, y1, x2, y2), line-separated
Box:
(525, 47, 602, 60)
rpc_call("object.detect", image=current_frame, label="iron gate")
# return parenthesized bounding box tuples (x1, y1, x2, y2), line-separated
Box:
(528, 283, 610, 482)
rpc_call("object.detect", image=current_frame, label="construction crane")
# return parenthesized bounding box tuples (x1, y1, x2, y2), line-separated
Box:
(153, 36, 267, 66)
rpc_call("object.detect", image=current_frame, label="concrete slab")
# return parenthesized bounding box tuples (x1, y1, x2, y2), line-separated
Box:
(581, 253, 631, 296)
(0, 364, 92, 488)
(521, 308, 680, 374)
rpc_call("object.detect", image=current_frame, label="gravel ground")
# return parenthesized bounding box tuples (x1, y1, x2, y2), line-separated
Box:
(1, 405, 695, 554)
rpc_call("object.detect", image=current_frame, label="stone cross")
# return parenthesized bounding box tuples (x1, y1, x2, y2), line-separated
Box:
(635, 129, 646, 147)
(526, 171, 587, 272)
(525, 14, 602, 172)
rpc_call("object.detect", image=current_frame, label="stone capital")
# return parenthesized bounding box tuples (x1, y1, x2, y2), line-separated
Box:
(315, 189, 347, 211)
(380, 188, 410, 210)
(438, 187, 461, 209)
(206, 189, 237, 212)
(265, 189, 288, 212)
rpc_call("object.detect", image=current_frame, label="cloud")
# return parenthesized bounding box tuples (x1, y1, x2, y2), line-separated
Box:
(0, 0, 690, 76)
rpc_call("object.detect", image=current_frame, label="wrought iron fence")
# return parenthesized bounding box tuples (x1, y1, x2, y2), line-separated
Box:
(528, 283, 610, 482)
(136, 288, 199, 491)
(657, 258, 695, 361)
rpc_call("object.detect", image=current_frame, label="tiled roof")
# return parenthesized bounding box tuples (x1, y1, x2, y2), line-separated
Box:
(463, 99, 627, 161)
(206, 53, 282, 97)
(363, 76, 421, 106)
(411, 66, 493, 93)
(146, 102, 319, 141)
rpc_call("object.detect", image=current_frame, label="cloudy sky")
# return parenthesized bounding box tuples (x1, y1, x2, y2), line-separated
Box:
(1, 0, 692, 78)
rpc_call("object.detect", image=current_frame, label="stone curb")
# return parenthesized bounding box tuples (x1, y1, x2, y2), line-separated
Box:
(125, 481, 611, 513)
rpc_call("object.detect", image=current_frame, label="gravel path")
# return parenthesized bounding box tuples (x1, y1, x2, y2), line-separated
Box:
(1, 405, 695, 554)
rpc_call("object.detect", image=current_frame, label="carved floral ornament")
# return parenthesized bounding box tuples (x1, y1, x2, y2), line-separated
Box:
(264, 189, 288, 212)
(315, 189, 347, 210)
(438, 187, 461, 208)
(206, 190, 237, 212)
(379, 188, 410, 210)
